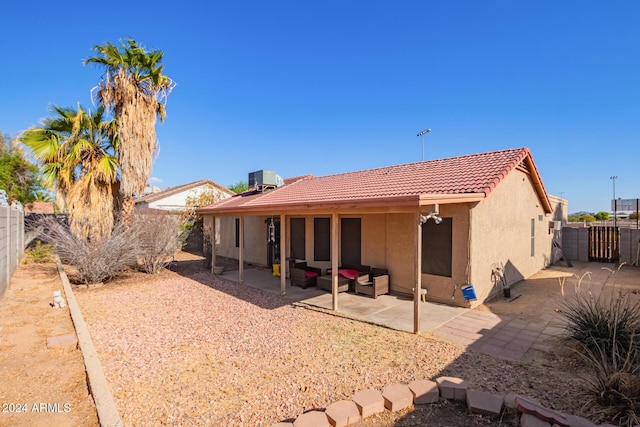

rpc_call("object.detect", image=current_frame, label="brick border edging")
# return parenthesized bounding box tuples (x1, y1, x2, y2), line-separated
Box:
(56, 259, 123, 427)
(272, 375, 610, 427)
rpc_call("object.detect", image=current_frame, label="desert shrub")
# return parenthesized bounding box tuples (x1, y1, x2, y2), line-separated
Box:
(134, 213, 187, 274)
(562, 291, 640, 425)
(577, 334, 640, 426)
(24, 240, 54, 263)
(38, 218, 139, 284)
(561, 291, 640, 359)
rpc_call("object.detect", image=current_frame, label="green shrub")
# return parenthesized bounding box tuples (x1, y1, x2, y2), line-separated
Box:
(561, 291, 640, 358)
(24, 240, 54, 263)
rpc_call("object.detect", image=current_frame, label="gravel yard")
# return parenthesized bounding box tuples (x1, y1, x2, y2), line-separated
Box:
(73, 260, 587, 426)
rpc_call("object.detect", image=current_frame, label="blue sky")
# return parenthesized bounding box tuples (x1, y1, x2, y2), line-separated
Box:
(1, 1, 638, 213)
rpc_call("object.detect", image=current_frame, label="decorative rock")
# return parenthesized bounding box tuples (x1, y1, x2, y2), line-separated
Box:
(382, 383, 413, 412)
(466, 389, 503, 416)
(435, 376, 468, 401)
(515, 397, 570, 427)
(408, 379, 439, 404)
(325, 400, 361, 427)
(294, 410, 330, 427)
(46, 333, 78, 350)
(271, 423, 294, 427)
(353, 388, 385, 418)
(521, 413, 552, 427)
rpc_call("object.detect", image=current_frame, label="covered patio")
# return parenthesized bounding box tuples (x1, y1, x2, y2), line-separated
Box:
(215, 266, 469, 333)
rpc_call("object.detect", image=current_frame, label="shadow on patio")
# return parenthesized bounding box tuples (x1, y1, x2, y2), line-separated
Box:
(170, 251, 469, 334)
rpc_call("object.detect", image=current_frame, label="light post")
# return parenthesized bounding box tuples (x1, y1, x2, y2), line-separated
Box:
(610, 176, 617, 228)
(417, 128, 431, 161)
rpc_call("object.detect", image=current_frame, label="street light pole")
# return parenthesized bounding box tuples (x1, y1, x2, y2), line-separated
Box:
(610, 176, 618, 228)
(417, 128, 431, 161)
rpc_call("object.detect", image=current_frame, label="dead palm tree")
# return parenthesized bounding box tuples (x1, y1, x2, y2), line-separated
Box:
(21, 105, 119, 242)
(84, 38, 173, 221)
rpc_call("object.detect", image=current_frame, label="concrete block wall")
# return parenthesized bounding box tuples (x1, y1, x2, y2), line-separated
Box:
(0, 205, 25, 299)
(562, 226, 640, 265)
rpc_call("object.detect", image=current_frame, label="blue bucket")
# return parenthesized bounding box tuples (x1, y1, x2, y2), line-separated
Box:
(461, 285, 477, 301)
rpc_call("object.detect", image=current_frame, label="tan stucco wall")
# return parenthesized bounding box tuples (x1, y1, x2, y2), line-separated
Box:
(214, 216, 269, 266)
(420, 204, 471, 306)
(469, 169, 556, 306)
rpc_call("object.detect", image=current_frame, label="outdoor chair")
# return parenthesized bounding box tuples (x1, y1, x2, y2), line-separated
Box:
(290, 262, 321, 289)
(355, 267, 389, 299)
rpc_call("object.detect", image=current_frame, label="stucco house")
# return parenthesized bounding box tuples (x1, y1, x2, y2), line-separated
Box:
(135, 179, 235, 213)
(198, 148, 566, 324)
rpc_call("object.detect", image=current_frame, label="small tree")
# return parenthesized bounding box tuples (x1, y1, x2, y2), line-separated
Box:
(182, 187, 223, 262)
(227, 181, 248, 194)
(0, 132, 43, 204)
(595, 211, 610, 221)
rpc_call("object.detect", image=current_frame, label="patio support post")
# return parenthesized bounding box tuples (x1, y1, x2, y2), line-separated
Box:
(280, 213, 286, 295)
(331, 211, 339, 311)
(239, 215, 244, 284)
(415, 212, 422, 334)
(210, 215, 217, 274)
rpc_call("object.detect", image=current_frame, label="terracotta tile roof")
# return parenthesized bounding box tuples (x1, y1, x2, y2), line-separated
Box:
(198, 148, 551, 214)
(135, 179, 234, 204)
(24, 201, 54, 214)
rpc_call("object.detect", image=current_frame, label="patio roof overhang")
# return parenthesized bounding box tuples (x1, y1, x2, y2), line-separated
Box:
(197, 192, 486, 217)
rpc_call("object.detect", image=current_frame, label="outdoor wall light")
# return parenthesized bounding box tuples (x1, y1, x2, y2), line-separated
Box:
(420, 212, 442, 225)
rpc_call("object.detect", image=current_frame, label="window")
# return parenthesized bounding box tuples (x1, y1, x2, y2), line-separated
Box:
(340, 218, 361, 265)
(314, 218, 330, 261)
(290, 218, 305, 259)
(421, 218, 452, 277)
(530, 218, 535, 256)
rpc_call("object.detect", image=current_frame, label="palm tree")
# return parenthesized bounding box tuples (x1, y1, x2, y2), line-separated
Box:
(21, 105, 119, 242)
(84, 38, 173, 221)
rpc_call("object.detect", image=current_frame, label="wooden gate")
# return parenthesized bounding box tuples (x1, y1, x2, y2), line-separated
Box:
(588, 226, 619, 262)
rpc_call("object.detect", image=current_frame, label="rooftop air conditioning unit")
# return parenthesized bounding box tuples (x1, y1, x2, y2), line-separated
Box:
(248, 170, 284, 191)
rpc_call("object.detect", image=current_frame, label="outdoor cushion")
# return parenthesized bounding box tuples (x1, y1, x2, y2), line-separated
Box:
(340, 269, 361, 280)
(305, 271, 318, 277)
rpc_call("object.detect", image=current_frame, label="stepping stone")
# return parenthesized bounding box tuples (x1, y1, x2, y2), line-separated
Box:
(352, 388, 385, 418)
(325, 400, 361, 427)
(294, 410, 330, 427)
(382, 383, 413, 412)
(435, 376, 468, 401)
(408, 379, 439, 404)
(521, 413, 552, 427)
(466, 389, 503, 416)
(46, 333, 77, 350)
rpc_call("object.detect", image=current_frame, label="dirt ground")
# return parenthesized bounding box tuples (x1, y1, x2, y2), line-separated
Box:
(1, 253, 638, 427)
(0, 262, 98, 427)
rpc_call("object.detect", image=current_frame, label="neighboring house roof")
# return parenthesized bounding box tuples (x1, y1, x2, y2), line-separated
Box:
(24, 201, 54, 214)
(198, 147, 551, 215)
(135, 179, 235, 205)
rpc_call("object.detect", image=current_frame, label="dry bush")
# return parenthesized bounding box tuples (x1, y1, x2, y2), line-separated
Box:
(38, 218, 139, 284)
(133, 213, 187, 274)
